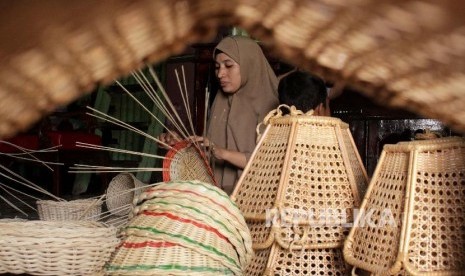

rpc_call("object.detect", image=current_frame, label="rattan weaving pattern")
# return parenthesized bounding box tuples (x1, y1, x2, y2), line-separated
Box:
(405, 146, 465, 274)
(163, 142, 216, 185)
(344, 151, 409, 273)
(248, 220, 273, 245)
(269, 247, 349, 276)
(106, 173, 146, 217)
(344, 137, 465, 275)
(132, 196, 250, 268)
(0, 220, 118, 275)
(37, 198, 102, 221)
(234, 123, 291, 216)
(124, 210, 242, 274)
(1, 1, 465, 139)
(244, 248, 272, 276)
(106, 236, 234, 275)
(342, 127, 369, 200)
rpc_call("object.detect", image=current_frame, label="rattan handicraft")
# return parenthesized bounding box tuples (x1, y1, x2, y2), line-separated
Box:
(163, 140, 217, 185)
(231, 106, 368, 275)
(106, 180, 252, 276)
(0, 220, 119, 275)
(37, 198, 102, 221)
(343, 136, 465, 275)
(105, 172, 147, 217)
(1, 1, 465, 141)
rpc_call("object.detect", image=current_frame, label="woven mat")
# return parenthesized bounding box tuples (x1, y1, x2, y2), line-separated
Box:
(0, 0, 464, 137)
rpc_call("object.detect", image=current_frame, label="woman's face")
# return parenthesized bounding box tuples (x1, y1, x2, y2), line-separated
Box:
(215, 53, 241, 94)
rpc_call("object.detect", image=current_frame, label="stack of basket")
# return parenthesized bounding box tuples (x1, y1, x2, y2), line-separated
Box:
(343, 136, 465, 275)
(105, 180, 253, 275)
(0, 220, 119, 275)
(231, 106, 369, 275)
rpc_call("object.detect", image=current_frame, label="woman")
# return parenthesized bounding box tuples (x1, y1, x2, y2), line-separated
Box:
(161, 36, 279, 194)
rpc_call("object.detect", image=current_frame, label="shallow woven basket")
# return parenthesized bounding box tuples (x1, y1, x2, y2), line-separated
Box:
(163, 140, 217, 186)
(0, 220, 119, 275)
(230, 106, 368, 275)
(343, 136, 465, 275)
(105, 172, 147, 217)
(37, 198, 102, 221)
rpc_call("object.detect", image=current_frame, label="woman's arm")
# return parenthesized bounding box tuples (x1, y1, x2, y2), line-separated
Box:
(212, 146, 247, 169)
(191, 136, 248, 169)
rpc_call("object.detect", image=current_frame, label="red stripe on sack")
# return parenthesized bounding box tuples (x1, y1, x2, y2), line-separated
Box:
(142, 210, 228, 242)
(121, 240, 178, 249)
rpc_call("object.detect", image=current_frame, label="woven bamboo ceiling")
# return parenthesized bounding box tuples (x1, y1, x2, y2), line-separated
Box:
(0, 0, 464, 138)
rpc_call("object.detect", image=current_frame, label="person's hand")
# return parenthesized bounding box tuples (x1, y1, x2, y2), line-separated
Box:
(189, 136, 223, 160)
(157, 132, 181, 149)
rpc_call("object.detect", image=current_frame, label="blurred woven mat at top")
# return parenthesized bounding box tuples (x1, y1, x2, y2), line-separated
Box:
(0, 0, 465, 138)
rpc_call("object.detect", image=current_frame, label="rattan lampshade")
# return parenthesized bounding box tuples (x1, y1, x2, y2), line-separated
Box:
(343, 136, 465, 275)
(230, 106, 369, 275)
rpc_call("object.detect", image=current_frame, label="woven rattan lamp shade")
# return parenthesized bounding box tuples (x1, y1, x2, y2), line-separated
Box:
(230, 107, 369, 275)
(1, 1, 465, 138)
(343, 136, 465, 275)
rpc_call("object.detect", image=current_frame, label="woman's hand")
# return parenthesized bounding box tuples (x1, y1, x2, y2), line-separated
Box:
(190, 136, 247, 169)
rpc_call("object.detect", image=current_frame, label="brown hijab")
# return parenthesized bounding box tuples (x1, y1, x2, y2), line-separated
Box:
(207, 36, 279, 195)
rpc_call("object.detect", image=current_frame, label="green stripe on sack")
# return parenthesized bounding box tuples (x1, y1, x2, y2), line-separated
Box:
(126, 226, 240, 269)
(175, 180, 240, 209)
(106, 264, 234, 274)
(145, 200, 240, 243)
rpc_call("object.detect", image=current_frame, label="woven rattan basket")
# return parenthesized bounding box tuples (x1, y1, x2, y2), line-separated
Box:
(106, 180, 252, 276)
(343, 136, 465, 275)
(0, 219, 119, 275)
(231, 107, 368, 275)
(105, 172, 147, 217)
(37, 198, 102, 221)
(163, 140, 217, 185)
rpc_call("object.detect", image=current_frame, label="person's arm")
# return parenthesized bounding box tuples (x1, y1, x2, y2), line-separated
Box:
(191, 136, 248, 169)
(212, 146, 247, 169)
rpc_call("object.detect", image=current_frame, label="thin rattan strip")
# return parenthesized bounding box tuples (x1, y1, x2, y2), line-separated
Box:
(106, 236, 234, 276)
(36, 198, 102, 221)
